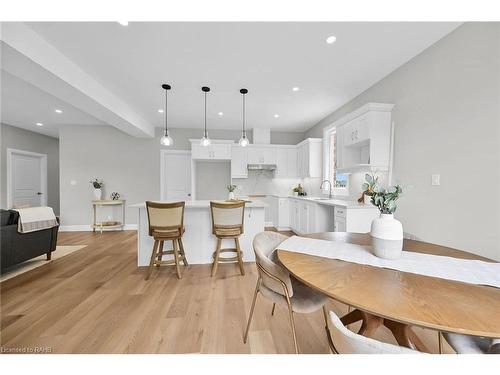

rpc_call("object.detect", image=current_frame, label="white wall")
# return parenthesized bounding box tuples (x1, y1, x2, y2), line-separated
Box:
(59, 125, 305, 227)
(0, 123, 60, 214)
(304, 23, 500, 260)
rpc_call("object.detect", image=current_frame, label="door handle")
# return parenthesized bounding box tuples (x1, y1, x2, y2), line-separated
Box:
(37, 192, 43, 195)
(187, 193, 191, 197)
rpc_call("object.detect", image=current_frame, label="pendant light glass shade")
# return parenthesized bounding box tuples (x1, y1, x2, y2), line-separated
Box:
(200, 86, 211, 147)
(161, 131, 173, 146)
(238, 134, 249, 147)
(238, 88, 249, 147)
(160, 84, 173, 146)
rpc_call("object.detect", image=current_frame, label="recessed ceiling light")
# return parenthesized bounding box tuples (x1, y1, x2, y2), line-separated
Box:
(158, 109, 164, 113)
(218, 112, 223, 116)
(36, 122, 43, 126)
(118, 21, 129, 26)
(292, 87, 300, 92)
(326, 35, 337, 44)
(55, 109, 63, 114)
(274, 114, 280, 118)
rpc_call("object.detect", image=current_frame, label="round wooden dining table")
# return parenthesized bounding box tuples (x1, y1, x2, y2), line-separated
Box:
(276, 232, 500, 352)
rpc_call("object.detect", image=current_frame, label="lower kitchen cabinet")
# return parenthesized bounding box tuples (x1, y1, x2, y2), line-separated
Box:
(268, 196, 290, 231)
(333, 205, 379, 233)
(289, 198, 333, 235)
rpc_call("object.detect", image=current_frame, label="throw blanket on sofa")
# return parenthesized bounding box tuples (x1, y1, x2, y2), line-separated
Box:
(14, 207, 58, 233)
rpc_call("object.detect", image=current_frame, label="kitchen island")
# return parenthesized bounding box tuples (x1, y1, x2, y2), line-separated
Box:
(130, 200, 267, 266)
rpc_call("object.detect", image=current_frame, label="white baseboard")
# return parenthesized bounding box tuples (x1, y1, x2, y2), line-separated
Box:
(59, 224, 138, 232)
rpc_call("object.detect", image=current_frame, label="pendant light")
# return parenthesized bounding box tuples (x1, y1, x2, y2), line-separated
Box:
(200, 86, 211, 147)
(160, 84, 173, 146)
(238, 88, 249, 147)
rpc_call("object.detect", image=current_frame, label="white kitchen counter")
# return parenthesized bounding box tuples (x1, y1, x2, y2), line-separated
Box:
(287, 195, 376, 209)
(130, 200, 266, 266)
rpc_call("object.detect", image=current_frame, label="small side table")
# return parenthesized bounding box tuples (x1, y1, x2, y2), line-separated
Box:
(92, 200, 125, 233)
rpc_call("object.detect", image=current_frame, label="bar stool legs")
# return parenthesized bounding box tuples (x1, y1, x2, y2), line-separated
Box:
(145, 238, 188, 280)
(211, 237, 245, 277)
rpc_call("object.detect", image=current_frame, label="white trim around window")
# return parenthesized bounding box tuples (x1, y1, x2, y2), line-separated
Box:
(323, 125, 349, 196)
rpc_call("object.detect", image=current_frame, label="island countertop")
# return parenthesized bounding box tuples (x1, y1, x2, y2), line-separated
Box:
(129, 200, 268, 209)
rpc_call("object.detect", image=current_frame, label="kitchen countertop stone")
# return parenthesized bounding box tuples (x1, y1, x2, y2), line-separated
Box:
(287, 195, 377, 209)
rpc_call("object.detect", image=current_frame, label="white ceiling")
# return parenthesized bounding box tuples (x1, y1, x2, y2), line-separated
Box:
(1, 70, 105, 138)
(2, 22, 461, 137)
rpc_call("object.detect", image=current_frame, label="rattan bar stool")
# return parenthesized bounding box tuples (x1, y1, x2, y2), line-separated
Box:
(145, 201, 188, 280)
(210, 200, 246, 277)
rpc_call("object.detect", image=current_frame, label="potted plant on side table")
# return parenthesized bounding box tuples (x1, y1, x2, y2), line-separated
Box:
(370, 184, 404, 259)
(90, 178, 104, 200)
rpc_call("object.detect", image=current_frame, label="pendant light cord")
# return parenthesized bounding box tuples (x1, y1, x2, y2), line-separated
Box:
(165, 89, 168, 135)
(242, 92, 246, 135)
(204, 91, 207, 138)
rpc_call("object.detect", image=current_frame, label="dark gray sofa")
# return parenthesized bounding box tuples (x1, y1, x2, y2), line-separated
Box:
(0, 209, 59, 272)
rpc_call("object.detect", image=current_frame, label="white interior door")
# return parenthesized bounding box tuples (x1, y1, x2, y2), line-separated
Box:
(161, 151, 192, 201)
(8, 149, 47, 208)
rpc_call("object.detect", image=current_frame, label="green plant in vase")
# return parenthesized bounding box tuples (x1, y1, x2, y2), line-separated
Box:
(227, 184, 237, 200)
(359, 172, 379, 204)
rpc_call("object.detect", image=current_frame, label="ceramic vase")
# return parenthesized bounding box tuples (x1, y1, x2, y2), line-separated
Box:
(370, 213, 403, 259)
(228, 191, 235, 200)
(93, 188, 102, 200)
(364, 194, 372, 205)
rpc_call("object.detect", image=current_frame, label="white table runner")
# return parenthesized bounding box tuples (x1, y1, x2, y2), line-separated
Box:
(277, 236, 500, 288)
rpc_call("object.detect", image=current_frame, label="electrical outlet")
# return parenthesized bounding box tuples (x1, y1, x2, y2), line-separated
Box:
(431, 174, 440, 186)
(107, 215, 112, 220)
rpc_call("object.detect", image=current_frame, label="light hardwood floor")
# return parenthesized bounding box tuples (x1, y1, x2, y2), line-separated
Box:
(0, 230, 450, 354)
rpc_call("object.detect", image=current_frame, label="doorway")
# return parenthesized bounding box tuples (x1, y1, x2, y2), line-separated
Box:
(7, 148, 47, 208)
(160, 150, 192, 201)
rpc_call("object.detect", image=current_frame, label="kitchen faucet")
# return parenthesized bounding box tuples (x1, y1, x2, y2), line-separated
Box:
(320, 179, 333, 199)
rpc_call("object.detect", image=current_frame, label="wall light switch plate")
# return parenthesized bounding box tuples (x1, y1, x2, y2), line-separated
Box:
(70, 180, 77, 186)
(431, 174, 440, 186)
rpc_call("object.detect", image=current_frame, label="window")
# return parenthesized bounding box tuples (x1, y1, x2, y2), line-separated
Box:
(329, 131, 348, 188)
(323, 126, 348, 195)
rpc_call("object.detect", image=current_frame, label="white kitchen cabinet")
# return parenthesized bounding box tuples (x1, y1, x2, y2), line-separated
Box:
(290, 199, 300, 233)
(289, 198, 333, 235)
(267, 195, 290, 230)
(275, 146, 298, 178)
(231, 145, 248, 178)
(296, 138, 322, 178)
(334, 103, 394, 173)
(333, 205, 379, 233)
(247, 146, 277, 165)
(333, 216, 346, 232)
(190, 140, 233, 160)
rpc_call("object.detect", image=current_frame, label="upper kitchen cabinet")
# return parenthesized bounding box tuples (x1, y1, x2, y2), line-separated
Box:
(190, 139, 233, 160)
(275, 146, 298, 178)
(335, 103, 394, 174)
(231, 145, 248, 178)
(297, 138, 322, 178)
(247, 145, 277, 165)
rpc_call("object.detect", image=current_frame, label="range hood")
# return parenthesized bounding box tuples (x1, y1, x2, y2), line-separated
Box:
(247, 164, 277, 171)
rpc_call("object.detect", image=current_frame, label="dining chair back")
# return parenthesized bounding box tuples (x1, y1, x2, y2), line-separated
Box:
(252, 231, 294, 297)
(327, 310, 419, 354)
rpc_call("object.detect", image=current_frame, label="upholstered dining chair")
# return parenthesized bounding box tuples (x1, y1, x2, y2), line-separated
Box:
(210, 200, 246, 277)
(327, 310, 419, 354)
(145, 201, 188, 280)
(442, 333, 500, 354)
(243, 231, 329, 354)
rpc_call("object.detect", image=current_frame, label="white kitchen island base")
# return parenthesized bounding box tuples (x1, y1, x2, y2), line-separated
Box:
(131, 201, 266, 266)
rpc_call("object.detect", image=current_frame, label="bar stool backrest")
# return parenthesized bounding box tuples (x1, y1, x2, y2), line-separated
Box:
(210, 201, 245, 236)
(146, 201, 185, 237)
